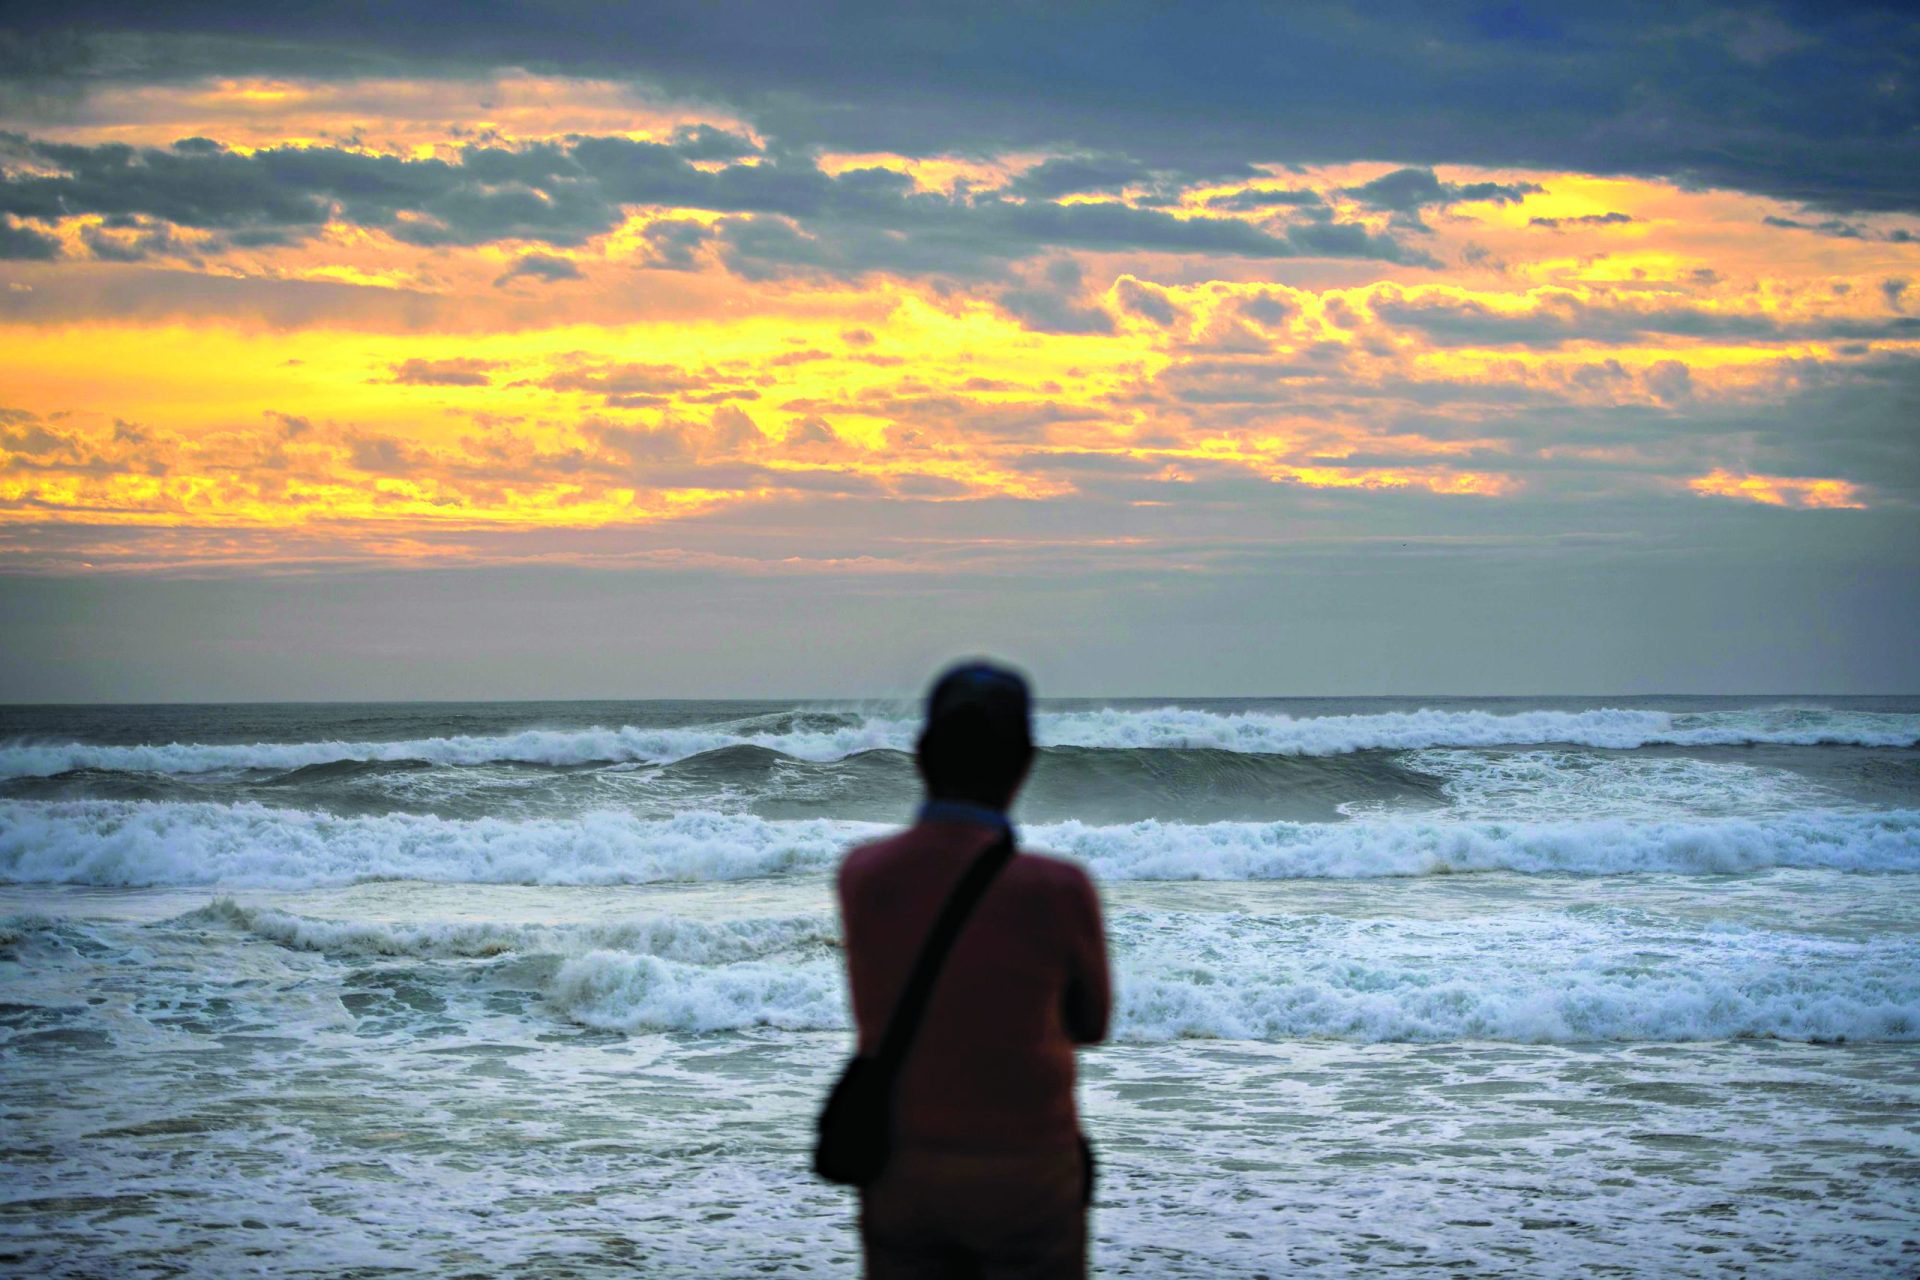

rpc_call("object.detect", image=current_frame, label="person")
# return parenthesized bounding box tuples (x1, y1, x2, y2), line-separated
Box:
(836, 660, 1111, 1279)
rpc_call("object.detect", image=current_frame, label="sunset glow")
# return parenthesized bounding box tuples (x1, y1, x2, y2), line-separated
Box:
(6, 60, 1916, 577)
(0, 1, 1914, 701)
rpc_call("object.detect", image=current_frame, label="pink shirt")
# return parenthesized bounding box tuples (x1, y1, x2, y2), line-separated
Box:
(837, 818, 1111, 1153)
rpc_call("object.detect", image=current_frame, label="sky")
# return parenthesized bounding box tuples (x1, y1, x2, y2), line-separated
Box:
(0, 1, 1916, 700)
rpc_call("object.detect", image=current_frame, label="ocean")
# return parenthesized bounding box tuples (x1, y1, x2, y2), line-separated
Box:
(2, 696, 1917, 1276)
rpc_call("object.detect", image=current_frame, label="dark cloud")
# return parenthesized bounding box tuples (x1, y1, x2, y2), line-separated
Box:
(1373, 291, 1920, 348)
(996, 284, 1115, 334)
(79, 218, 198, 262)
(0, 132, 1431, 279)
(347, 434, 414, 473)
(493, 252, 583, 286)
(0, 131, 756, 250)
(668, 123, 761, 163)
(1529, 212, 1632, 229)
(1, 135, 332, 232)
(1772, 355, 1920, 499)
(1114, 277, 1178, 326)
(582, 419, 690, 467)
(787, 415, 837, 445)
(538, 360, 714, 401)
(1236, 293, 1293, 326)
(640, 218, 713, 270)
(982, 198, 1301, 258)
(1009, 156, 1154, 199)
(1762, 215, 1915, 244)
(1342, 167, 1543, 218)
(708, 403, 761, 450)
(387, 358, 497, 387)
(0, 216, 61, 259)
(1205, 187, 1326, 212)
(1644, 360, 1693, 404)
(1285, 219, 1437, 266)
(2, 2, 1915, 215)
(994, 257, 1114, 334)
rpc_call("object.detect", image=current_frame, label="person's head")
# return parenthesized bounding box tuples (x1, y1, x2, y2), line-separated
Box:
(915, 660, 1035, 810)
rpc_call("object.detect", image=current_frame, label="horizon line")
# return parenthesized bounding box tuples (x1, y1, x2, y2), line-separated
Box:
(4, 692, 1916, 709)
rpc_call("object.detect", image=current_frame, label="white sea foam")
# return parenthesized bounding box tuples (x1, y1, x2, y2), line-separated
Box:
(177, 900, 1916, 1045)
(0, 722, 899, 779)
(0, 801, 878, 888)
(543, 916, 1920, 1043)
(1044, 812, 1920, 879)
(186, 898, 836, 964)
(549, 950, 849, 1034)
(1041, 705, 1920, 753)
(4, 800, 1916, 888)
(3, 705, 1913, 778)
(1387, 748, 1841, 822)
(1107, 911, 1920, 1044)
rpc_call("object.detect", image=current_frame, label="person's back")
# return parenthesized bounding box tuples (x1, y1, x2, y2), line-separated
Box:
(835, 662, 1111, 1279)
(839, 817, 1109, 1151)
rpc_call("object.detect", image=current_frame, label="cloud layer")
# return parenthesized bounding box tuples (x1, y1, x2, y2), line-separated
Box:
(0, 2, 1914, 696)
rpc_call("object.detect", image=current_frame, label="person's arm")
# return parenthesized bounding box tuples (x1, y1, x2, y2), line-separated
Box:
(835, 855, 871, 1053)
(1061, 871, 1111, 1045)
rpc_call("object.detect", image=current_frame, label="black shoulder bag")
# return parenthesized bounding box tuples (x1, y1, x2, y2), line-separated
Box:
(814, 832, 1016, 1186)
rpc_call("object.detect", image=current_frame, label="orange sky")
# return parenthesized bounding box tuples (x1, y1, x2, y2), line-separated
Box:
(2, 69, 1916, 574)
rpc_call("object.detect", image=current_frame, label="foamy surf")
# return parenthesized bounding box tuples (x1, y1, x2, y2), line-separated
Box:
(6, 696, 1916, 1280)
(4, 799, 1917, 888)
(3, 703, 1914, 778)
(536, 923, 1920, 1044)
(64, 899, 1908, 1046)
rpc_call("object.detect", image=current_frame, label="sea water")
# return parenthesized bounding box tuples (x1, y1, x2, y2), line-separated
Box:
(1, 696, 1916, 1276)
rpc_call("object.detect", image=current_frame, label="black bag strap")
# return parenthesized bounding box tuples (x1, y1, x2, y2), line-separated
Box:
(873, 831, 1016, 1071)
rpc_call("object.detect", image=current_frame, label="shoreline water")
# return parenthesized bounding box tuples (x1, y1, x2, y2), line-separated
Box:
(3, 697, 1917, 1275)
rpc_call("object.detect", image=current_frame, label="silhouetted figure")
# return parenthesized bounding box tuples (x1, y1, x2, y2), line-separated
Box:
(835, 661, 1111, 1278)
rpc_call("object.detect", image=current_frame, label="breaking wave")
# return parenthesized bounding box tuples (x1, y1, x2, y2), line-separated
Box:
(2, 705, 1913, 779)
(152, 901, 1920, 1046)
(184, 897, 837, 965)
(4, 799, 1916, 888)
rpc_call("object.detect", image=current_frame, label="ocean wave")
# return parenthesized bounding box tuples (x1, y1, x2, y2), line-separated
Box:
(21, 899, 1917, 1045)
(0, 723, 879, 779)
(1058, 813, 1920, 879)
(1112, 955, 1919, 1046)
(3, 800, 1916, 888)
(3, 705, 1913, 779)
(1390, 748, 1840, 822)
(1039, 705, 1920, 754)
(477, 909, 1920, 1045)
(185, 897, 835, 964)
(0, 802, 878, 888)
(550, 950, 848, 1034)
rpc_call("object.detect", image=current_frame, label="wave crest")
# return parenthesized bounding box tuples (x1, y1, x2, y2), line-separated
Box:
(3, 705, 1913, 779)
(3, 800, 1915, 888)
(196, 903, 1915, 1045)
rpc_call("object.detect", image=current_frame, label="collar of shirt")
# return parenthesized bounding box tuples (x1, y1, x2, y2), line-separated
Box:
(916, 798, 1016, 841)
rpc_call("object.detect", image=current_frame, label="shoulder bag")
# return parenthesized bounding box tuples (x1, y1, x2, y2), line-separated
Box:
(814, 831, 1015, 1186)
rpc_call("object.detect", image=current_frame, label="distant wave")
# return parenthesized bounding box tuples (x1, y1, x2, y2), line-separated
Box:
(1107, 914, 1920, 1045)
(151, 900, 1920, 1045)
(545, 945, 1919, 1044)
(2, 705, 1915, 779)
(3, 800, 1915, 888)
(0, 803, 875, 889)
(185, 898, 836, 965)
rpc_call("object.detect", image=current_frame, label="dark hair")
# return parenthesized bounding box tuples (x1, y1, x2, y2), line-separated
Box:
(916, 661, 1034, 804)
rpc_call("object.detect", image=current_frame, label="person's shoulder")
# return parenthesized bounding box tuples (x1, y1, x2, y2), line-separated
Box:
(837, 828, 914, 890)
(1009, 847, 1098, 899)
